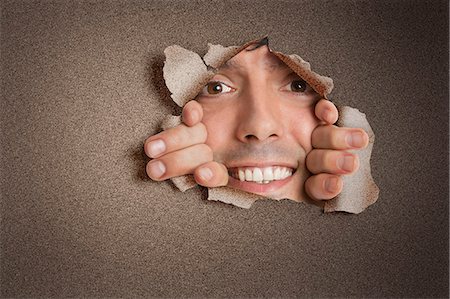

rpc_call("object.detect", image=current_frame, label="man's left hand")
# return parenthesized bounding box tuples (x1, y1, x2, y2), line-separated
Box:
(305, 99, 369, 201)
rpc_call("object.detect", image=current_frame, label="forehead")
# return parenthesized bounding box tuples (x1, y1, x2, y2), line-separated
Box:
(220, 45, 291, 73)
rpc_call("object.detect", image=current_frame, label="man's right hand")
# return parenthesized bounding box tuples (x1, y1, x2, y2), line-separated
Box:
(144, 100, 229, 187)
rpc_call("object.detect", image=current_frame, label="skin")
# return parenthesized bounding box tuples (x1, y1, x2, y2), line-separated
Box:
(145, 44, 368, 202)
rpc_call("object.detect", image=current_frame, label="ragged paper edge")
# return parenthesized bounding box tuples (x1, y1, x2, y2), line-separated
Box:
(207, 187, 264, 209)
(163, 45, 214, 107)
(160, 37, 379, 213)
(272, 52, 334, 98)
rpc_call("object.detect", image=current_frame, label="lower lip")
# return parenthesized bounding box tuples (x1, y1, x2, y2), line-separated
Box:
(227, 175, 293, 194)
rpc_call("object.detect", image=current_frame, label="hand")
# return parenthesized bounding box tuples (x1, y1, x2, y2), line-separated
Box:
(144, 100, 229, 187)
(305, 99, 369, 201)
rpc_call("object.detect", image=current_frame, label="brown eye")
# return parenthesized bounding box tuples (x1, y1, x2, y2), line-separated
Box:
(207, 82, 223, 94)
(291, 80, 307, 92)
(201, 81, 233, 96)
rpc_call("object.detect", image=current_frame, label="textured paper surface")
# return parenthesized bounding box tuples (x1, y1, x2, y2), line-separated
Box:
(3, 2, 447, 297)
(161, 38, 379, 213)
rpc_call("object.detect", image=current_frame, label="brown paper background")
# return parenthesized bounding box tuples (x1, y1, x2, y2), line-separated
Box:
(1, 1, 448, 297)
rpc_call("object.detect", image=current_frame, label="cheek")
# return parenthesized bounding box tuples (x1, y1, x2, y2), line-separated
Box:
(287, 106, 320, 153)
(200, 103, 237, 153)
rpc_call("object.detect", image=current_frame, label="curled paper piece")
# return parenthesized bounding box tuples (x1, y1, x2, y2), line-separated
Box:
(160, 37, 379, 213)
(271, 52, 334, 98)
(163, 46, 214, 107)
(208, 187, 263, 209)
(203, 43, 241, 69)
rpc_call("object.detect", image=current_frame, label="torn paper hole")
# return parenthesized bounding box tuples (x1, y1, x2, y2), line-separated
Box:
(160, 37, 379, 213)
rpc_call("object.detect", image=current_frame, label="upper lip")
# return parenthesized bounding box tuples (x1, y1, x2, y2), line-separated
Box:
(225, 161, 298, 170)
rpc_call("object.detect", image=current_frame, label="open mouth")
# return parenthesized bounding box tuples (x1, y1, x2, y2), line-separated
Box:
(228, 166, 295, 184)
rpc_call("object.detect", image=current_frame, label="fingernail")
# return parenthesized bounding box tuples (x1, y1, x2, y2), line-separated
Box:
(337, 155, 354, 172)
(148, 139, 166, 157)
(198, 167, 213, 181)
(346, 131, 365, 148)
(148, 160, 166, 179)
(325, 177, 339, 193)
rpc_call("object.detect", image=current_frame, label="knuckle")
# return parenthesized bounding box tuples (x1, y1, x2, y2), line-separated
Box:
(167, 129, 182, 147)
(197, 123, 208, 142)
(332, 127, 346, 148)
(311, 126, 325, 145)
(323, 151, 336, 170)
(198, 144, 213, 160)
(330, 133, 341, 148)
(191, 122, 208, 142)
(167, 124, 190, 147)
(306, 150, 320, 171)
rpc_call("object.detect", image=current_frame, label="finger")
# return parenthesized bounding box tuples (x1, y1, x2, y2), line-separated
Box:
(144, 122, 207, 158)
(312, 125, 369, 150)
(182, 100, 203, 127)
(315, 99, 338, 124)
(306, 149, 360, 175)
(305, 174, 343, 201)
(194, 161, 229, 187)
(146, 144, 213, 181)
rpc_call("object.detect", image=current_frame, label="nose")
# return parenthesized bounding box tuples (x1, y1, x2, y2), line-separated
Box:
(236, 87, 283, 143)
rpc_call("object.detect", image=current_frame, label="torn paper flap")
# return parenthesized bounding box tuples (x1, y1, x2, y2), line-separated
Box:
(163, 45, 214, 107)
(171, 175, 197, 192)
(203, 37, 268, 69)
(324, 106, 379, 213)
(272, 51, 334, 98)
(203, 43, 241, 69)
(207, 187, 264, 209)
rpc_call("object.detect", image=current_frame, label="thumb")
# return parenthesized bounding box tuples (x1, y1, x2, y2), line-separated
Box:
(194, 161, 229, 187)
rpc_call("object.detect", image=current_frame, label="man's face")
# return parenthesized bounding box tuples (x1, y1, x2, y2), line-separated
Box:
(196, 45, 321, 201)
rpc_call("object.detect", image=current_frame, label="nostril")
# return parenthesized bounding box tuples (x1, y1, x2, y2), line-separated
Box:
(244, 133, 278, 141)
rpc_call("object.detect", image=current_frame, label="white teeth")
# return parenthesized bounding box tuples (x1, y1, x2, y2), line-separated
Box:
(253, 168, 263, 182)
(274, 167, 282, 180)
(238, 169, 245, 181)
(245, 169, 252, 181)
(231, 166, 295, 184)
(263, 167, 273, 181)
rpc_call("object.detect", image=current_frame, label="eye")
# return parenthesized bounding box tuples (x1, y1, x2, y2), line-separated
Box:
(289, 79, 307, 92)
(201, 81, 233, 95)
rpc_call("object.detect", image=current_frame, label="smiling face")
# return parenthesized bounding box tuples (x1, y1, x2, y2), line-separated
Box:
(196, 44, 321, 201)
